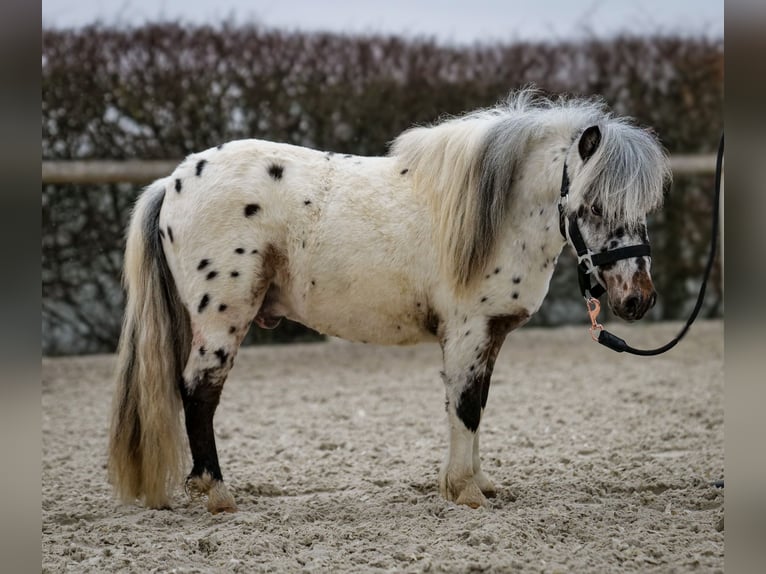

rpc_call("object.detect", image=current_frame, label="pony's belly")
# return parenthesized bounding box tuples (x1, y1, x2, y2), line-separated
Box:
(285, 284, 435, 346)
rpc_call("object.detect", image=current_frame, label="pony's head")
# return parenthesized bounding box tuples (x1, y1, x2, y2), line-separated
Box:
(562, 123, 670, 321)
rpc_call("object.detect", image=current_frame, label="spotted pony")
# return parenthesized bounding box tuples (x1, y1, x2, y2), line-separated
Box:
(108, 90, 669, 513)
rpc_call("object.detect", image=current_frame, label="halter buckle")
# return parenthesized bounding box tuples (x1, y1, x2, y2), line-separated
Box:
(585, 297, 604, 341)
(577, 251, 596, 273)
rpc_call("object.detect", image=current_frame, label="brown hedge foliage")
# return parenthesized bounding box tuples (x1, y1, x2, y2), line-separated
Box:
(42, 24, 723, 355)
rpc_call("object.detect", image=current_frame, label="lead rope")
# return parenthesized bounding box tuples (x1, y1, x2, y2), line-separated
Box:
(589, 132, 724, 355)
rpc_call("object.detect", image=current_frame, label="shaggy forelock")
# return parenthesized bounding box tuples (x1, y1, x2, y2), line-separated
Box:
(572, 121, 670, 227)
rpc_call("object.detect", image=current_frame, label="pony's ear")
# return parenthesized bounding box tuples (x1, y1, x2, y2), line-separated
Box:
(578, 125, 601, 162)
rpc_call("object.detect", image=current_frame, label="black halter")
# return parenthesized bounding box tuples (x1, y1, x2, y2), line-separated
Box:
(557, 162, 651, 300)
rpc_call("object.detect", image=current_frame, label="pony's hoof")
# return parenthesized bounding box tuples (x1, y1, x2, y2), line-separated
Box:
(455, 481, 489, 509)
(440, 473, 489, 508)
(474, 471, 497, 498)
(209, 502, 238, 514)
(207, 481, 237, 514)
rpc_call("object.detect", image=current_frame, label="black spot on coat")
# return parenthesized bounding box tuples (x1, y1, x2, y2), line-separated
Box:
(206, 271, 218, 280)
(268, 164, 284, 180)
(235, 248, 245, 254)
(175, 179, 182, 193)
(214, 348, 228, 366)
(198, 294, 210, 313)
(195, 159, 207, 176)
(218, 304, 227, 312)
(167, 227, 174, 243)
(424, 307, 441, 337)
(245, 204, 260, 217)
(198, 259, 210, 270)
(400, 168, 409, 175)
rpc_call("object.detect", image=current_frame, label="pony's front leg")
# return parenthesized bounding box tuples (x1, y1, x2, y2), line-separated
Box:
(439, 313, 526, 507)
(440, 368, 489, 508)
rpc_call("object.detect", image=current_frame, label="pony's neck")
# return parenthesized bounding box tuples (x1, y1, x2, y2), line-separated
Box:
(513, 132, 571, 264)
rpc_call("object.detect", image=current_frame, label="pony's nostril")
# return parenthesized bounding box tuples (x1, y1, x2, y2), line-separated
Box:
(624, 295, 640, 316)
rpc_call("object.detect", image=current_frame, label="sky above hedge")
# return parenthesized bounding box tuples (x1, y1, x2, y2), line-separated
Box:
(42, 0, 723, 45)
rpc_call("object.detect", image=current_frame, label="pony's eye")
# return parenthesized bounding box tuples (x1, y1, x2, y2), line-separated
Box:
(591, 204, 603, 217)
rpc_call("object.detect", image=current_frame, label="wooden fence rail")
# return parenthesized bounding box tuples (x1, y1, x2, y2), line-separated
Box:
(41, 155, 718, 185)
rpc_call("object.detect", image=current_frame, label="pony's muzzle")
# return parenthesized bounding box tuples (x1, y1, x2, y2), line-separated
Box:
(618, 288, 656, 321)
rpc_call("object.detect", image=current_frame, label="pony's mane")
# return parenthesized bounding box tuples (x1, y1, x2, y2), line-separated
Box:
(389, 89, 669, 289)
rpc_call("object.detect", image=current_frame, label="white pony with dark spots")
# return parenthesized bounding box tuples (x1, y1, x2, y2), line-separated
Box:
(108, 90, 669, 513)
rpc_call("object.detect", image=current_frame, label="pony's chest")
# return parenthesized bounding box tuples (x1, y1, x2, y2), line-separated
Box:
(477, 250, 560, 317)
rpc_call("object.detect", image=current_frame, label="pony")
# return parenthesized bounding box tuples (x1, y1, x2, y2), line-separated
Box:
(108, 90, 670, 513)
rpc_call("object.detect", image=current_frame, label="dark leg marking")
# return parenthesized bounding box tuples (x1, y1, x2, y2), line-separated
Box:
(179, 374, 225, 483)
(175, 179, 182, 193)
(198, 294, 210, 313)
(196, 159, 207, 176)
(456, 312, 530, 430)
(456, 381, 483, 432)
(268, 164, 284, 180)
(245, 204, 260, 217)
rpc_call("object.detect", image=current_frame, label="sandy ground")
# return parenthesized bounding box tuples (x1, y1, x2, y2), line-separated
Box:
(42, 320, 723, 573)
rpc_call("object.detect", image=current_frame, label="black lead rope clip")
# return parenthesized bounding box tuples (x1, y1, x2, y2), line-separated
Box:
(584, 297, 628, 352)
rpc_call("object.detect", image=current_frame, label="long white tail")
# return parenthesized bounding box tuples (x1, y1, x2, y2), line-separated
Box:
(107, 180, 191, 508)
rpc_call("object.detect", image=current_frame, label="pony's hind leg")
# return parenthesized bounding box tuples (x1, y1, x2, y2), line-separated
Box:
(179, 270, 274, 513)
(180, 325, 242, 514)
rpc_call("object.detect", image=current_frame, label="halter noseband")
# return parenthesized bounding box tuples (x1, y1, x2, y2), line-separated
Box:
(557, 162, 651, 300)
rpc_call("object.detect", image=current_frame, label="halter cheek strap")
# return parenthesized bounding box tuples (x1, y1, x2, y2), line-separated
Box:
(558, 162, 651, 299)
